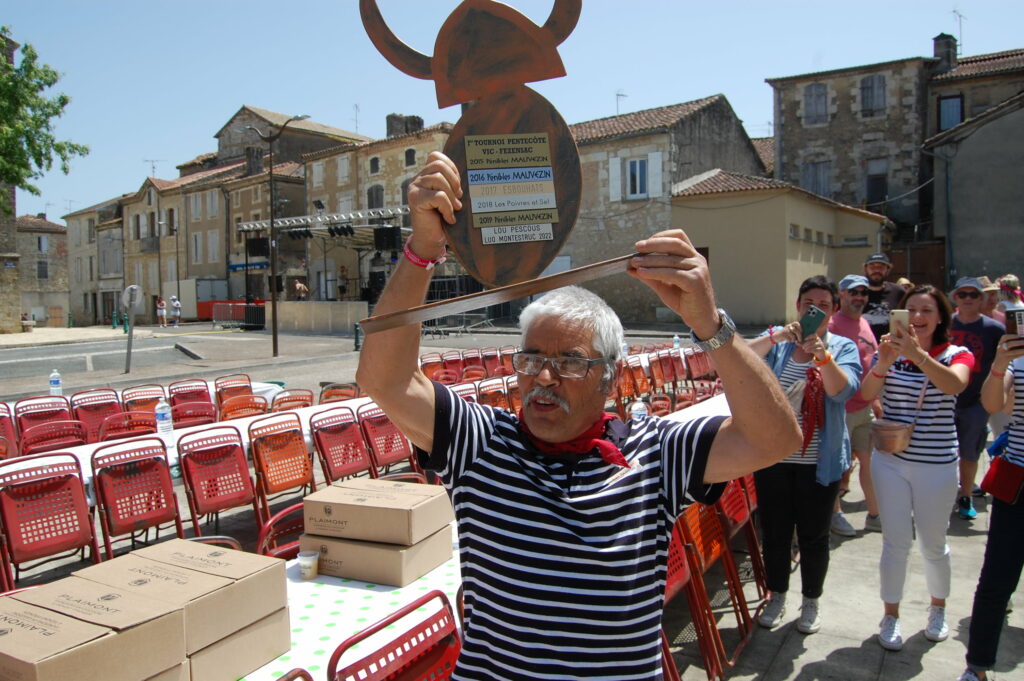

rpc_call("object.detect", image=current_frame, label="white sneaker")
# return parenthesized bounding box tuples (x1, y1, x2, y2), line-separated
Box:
(758, 593, 787, 629)
(925, 605, 949, 641)
(878, 614, 903, 651)
(797, 597, 821, 634)
(864, 513, 883, 533)
(956, 669, 984, 681)
(831, 512, 857, 537)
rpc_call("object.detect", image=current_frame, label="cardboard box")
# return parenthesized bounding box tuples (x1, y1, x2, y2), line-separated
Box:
(148, 662, 189, 681)
(4, 576, 185, 681)
(300, 524, 452, 587)
(304, 478, 454, 545)
(188, 607, 290, 681)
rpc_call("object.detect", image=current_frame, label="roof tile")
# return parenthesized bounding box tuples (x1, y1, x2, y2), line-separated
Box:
(932, 48, 1024, 81)
(570, 95, 723, 144)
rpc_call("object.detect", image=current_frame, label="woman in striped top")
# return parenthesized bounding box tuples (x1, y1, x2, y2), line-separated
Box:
(859, 284, 974, 652)
(956, 333, 1024, 681)
(749, 276, 862, 635)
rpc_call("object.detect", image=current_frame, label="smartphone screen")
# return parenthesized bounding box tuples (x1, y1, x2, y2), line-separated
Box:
(798, 305, 827, 341)
(889, 309, 910, 332)
(1007, 309, 1024, 336)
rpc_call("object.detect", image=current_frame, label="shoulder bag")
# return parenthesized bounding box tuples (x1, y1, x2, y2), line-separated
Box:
(871, 377, 928, 454)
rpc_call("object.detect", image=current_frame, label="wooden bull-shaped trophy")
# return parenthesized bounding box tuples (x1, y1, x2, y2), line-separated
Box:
(359, 0, 633, 334)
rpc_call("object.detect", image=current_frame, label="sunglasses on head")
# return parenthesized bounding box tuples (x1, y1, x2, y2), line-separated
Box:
(955, 290, 981, 299)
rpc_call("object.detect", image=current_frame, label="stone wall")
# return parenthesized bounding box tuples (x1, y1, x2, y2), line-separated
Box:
(0, 186, 18, 333)
(18, 228, 69, 326)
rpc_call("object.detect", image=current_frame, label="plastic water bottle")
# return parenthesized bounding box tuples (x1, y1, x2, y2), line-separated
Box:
(49, 369, 62, 396)
(621, 341, 630, 359)
(630, 401, 648, 419)
(155, 397, 173, 435)
(672, 334, 681, 349)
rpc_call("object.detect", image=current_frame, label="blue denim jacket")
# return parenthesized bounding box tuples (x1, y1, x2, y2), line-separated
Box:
(762, 330, 862, 485)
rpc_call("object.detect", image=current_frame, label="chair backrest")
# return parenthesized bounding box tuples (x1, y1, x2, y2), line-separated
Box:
(679, 502, 728, 574)
(0, 453, 95, 564)
(71, 389, 124, 443)
(19, 420, 88, 455)
(648, 351, 666, 392)
(248, 412, 313, 494)
(309, 406, 375, 482)
(476, 378, 509, 411)
(256, 502, 304, 559)
(616, 359, 636, 400)
(357, 402, 414, 470)
(460, 366, 487, 382)
(441, 350, 464, 377)
(168, 379, 213, 407)
(716, 479, 751, 538)
(451, 383, 478, 403)
(177, 425, 255, 516)
(328, 590, 461, 681)
(97, 411, 157, 442)
(649, 393, 673, 417)
(214, 374, 253, 406)
(171, 401, 218, 429)
(13, 396, 71, 434)
(657, 349, 678, 386)
(219, 394, 268, 421)
(433, 369, 460, 386)
(481, 346, 501, 377)
(740, 472, 758, 512)
(121, 384, 166, 414)
(0, 404, 17, 459)
(505, 374, 522, 413)
(91, 438, 181, 549)
(664, 520, 692, 605)
(319, 382, 360, 404)
(461, 348, 484, 369)
(418, 353, 445, 381)
(272, 389, 314, 412)
(498, 345, 518, 373)
(0, 437, 9, 461)
(627, 356, 651, 397)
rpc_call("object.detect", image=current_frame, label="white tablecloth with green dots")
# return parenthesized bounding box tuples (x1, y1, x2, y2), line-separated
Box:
(242, 528, 462, 681)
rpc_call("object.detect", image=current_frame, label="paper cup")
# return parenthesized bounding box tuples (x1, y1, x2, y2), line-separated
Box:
(297, 551, 319, 580)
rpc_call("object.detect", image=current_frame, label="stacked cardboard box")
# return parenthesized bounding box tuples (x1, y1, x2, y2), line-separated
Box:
(301, 478, 455, 586)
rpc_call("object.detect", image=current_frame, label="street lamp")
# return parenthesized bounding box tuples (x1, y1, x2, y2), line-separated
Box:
(241, 114, 309, 357)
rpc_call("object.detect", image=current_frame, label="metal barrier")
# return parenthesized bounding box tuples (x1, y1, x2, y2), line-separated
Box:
(212, 303, 265, 330)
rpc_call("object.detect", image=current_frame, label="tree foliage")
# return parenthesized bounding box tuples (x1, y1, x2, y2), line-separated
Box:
(0, 25, 89, 214)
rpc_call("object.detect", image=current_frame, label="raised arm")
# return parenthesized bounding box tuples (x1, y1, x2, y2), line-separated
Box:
(628, 231, 801, 483)
(981, 335, 1024, 414)
(355, 152, 463, 451)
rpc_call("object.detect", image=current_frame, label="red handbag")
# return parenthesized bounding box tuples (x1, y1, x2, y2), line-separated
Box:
(981, 455, 1024, 505)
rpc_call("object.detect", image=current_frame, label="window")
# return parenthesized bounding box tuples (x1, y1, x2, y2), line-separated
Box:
(191, 233, 203, 264)
(404, 149, 416, 166)
(134, 263, 143, 288)
(369, 157, 380, 175)
(75, 257, 82, 283)
(73, 222, 81, 246)
(803, 83, 828, 125)
(312, 161, 324, 187)
(132, 214, 140, 240)
(938, 95, 963, 131)
(866, 158, 888, 207)
(148, 211, 156, 238)
(37, 235, 48, 252)
(232, 191, 240, 209)
(816, 231, 824, 244)
(88, 256, 94, 281)
(37, 261, 48, 279)
(191, 194, 202, 220)
(166, 208, 176, 236)
(338, 196, 353, 214)
(800, 160, 832, 197)
(860, 74, 886, 117)
(207, 231, 219, 263)
(253, 186, 261, 203)
(166, 257, 176, 281)
(804, 228, 812, 241)
(207, 190, 218, 218)
(337, 155, 350, 183)
(87, 218, 96, 243)
(235, 216, 243, 244)
(789, 224, 799, 238)
(146, 189, 154, 206)
(626, 158, 648, 199)
(367, 184, 384, 209)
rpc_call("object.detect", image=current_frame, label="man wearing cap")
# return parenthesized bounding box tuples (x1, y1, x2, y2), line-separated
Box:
(861, 253, 905, 341)
(829, 275, 882, 534)
(949, 276, 1006, 519)
(170, 295, 182, 327)
(976, 276, 1003, 324)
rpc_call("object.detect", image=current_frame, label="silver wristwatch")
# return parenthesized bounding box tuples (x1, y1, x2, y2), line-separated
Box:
(689, 308, 736, 352)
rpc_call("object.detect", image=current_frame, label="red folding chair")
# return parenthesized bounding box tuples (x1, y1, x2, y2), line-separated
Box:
(13, 395, 71, 435)
(91, 437, 184, 559)
(648, 351, 667, 394)
(19, 420, 88, 455)
(716, 479, 767, 600)
(97, 411, 157, 442)
(481, 346, 501, 377)
(214, 373, 253, 406)
(122, 384, 166, 413)
(71, 388, 123, 443)
(319, 382, 361, 404)
(219, 394, 268, 421)
(505, 374, 522, 413)
(477, 377, 509, 411)
(451, 382, 478, 403)
(248, 412, 316, 521)
(498, 344, 518, 373)
(0, 437, 10, 461)
(462, 348, 485, 370)
(658, 349, 679, 393)
(418, 352, 445, 381)
(613, 359, 637, 419)
(272, 389, 314, 412)
(664, 516, 721, 681)
(627, 356, 651, 400)
(171, 401, 218, 429)
(0, 404, 18, 459)
(0, 453, 100, 589)
(649, 393, 674, 417)
(358, 402, 418, 476)
(310, 406, 376, 483)
(327, 590, 461, 681)
(460, 366, 487, 382)
(441, 350, 464, 378)
(433, 369, 460, 386)
(168, 378, 213, 407)
(256, 502, 303, 560)
(177, 425, 262, 535)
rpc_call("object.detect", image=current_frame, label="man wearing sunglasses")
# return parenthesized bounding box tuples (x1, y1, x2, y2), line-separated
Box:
(949, 277, 1006, 520)
(357, 151, 800, 681)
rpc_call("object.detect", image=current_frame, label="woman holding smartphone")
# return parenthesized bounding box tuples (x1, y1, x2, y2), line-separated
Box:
(748, 275, 861, 634)
(956, 331, 1024, 681)
(859, 284, 974, 651)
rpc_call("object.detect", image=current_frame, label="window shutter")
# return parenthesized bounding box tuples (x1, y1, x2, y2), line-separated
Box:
(608, 157, 621, 202)
(647, 152, 663, 198)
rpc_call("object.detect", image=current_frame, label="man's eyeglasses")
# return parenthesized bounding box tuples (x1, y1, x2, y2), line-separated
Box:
(955, 290, 981, 299)
(848, 288, 869, 296)
(512, 352, 608, 379)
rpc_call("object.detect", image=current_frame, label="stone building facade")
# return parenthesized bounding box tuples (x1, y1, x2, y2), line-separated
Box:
(64, 196, 125, 325)
(1, 37, 20, 333)
(16, 214, 69, 326)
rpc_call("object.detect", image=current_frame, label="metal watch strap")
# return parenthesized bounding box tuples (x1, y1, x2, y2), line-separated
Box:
(689, 308, 736, 352)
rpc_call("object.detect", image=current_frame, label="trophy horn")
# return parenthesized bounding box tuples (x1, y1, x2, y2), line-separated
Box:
(542, 0, 582, 45)
(359, 0, 433, 80)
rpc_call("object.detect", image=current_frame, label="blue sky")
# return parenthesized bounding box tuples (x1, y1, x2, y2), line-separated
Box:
(6, 0, 1022, 223)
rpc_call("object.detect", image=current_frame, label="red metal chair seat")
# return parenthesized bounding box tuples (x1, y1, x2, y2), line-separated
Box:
(271, 389, 314, 412)
(19, 420, 88, 455)
(97, 411, 158, 442)
(168, 378, 213, 407)
(310, 406, 376, 483)
(476, 377, 509, 411)
(319, 382, 361, 404)
(13, 395, 71, 435)
(460, 366, 487, 382)
(219, 394, 268, 421)
(213, 373, 253, 406)
(177, 425, 261, 535)
(121, 384, 166, 414)
(71, 388, 123, 443)
(171, 401, 218, 429)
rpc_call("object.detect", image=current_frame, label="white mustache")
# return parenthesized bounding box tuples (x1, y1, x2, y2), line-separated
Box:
(524, 387, 570, 413)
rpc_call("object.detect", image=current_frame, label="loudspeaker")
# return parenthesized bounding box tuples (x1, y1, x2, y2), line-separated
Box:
(373, 226, 402, 251)
(247, 237, 270, 257)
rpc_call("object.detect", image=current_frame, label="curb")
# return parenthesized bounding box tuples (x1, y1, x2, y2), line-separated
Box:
(174, 343, 203, 360)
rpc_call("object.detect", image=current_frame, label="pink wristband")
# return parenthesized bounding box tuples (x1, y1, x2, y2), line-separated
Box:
(403, 236, 446, 270)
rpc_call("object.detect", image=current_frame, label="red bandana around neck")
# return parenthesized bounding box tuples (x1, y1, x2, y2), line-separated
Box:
(517, 410, 629, 468)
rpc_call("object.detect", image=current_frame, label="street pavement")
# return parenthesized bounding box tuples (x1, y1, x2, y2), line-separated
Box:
(1, 324, 1020, 680)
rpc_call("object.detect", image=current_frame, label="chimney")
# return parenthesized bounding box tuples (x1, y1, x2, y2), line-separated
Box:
(933, 33, 958, 73)
(36, 213, 46, 220)
(245, 146, 264, 176)
(385, 114, 425, 138)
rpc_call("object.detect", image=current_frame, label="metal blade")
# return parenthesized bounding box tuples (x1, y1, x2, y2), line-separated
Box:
(360, 253, 635, 334)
